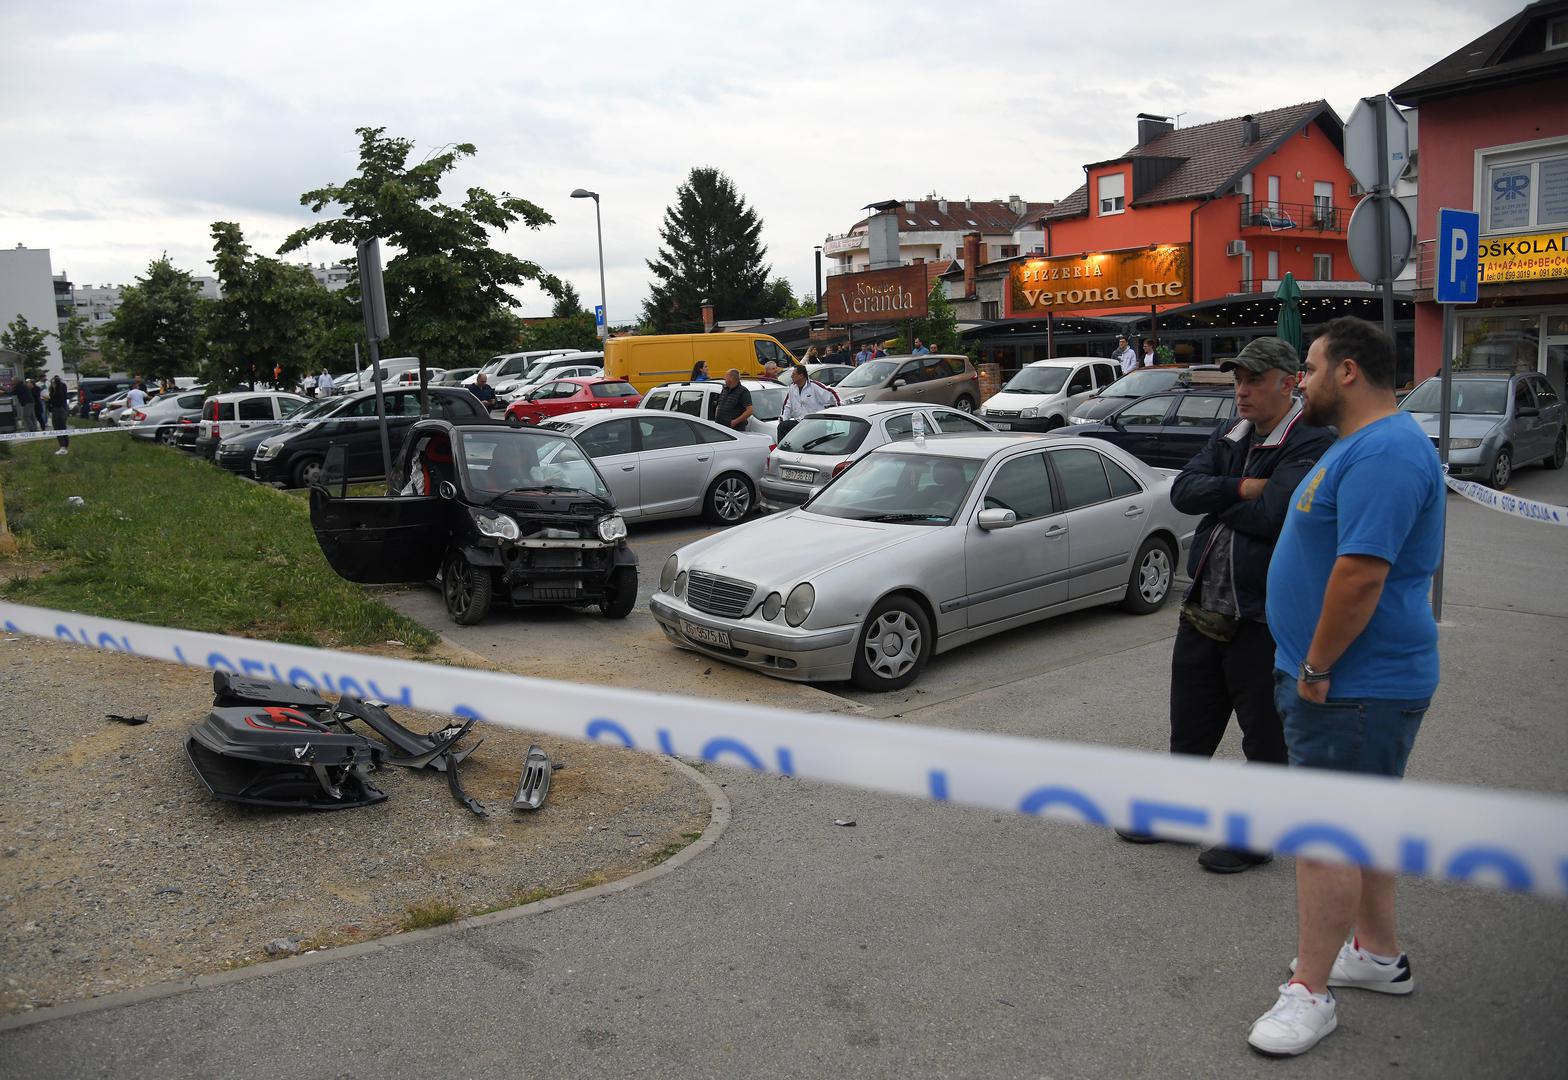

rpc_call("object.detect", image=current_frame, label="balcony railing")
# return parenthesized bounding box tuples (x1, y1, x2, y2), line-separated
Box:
(1239, 199, 1350, 234)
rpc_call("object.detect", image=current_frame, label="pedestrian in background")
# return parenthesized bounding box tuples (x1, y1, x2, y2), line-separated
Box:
(912, 337, 930, 355)
(777, 364, 838, 443)
(1142, 340, 1157, 367)
(855, 344, 871, 365)
(713, 368, 753, 431)
(29, 379, 46, 429)
(470, 372, 497, 409)
(316, 369, 334, 397)
(1116, 338, 1333, 872)
(49, 375, 71, 454)
(1247, 317, 1444, 1057)
(1116, 336, 1137, 374)
(801, 346, 821, 365)
(125, 378, 147, 411)
(13, 377, 38, 432)
(691, 360, 711, 382)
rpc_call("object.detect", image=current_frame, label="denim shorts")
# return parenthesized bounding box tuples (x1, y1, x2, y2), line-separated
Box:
(1273, 669, 1430, 777)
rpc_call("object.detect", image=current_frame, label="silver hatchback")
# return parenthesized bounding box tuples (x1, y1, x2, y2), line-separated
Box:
(759, 403, 995, 511)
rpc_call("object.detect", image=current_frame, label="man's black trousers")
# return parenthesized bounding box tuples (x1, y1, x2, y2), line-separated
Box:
(1169, 617, 1287, 764)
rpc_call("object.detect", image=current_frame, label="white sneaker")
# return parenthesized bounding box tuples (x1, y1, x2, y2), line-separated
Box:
(1291, 939, 1414, 995)
(1248, 982, 1338, 1056)
(54, 447, 68, 455)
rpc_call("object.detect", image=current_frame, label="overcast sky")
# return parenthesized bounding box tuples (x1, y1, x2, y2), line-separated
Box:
(0, 0, 1518, 324)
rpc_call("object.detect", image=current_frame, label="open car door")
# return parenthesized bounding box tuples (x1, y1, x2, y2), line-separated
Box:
(308, 446, 447, 583)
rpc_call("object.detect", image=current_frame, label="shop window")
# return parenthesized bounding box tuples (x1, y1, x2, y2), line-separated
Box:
(1313, 253, 1332, 280)
(1483, 143, 1568, 231)
(1098, 174, 1126, 216)
(981, 301, 1000, 320)
(1456, 313, 1540, 373)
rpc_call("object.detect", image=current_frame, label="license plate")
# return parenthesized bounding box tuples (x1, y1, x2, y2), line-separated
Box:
(679, 618, 732, 650)
(990, 420, 1011, 430)
(780, 467, 815, 483)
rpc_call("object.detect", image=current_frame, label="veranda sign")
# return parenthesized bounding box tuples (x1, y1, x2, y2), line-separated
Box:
(826, 265, 930, 325)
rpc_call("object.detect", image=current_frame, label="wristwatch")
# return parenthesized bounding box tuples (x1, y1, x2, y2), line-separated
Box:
(1298, 661, 1332, 683)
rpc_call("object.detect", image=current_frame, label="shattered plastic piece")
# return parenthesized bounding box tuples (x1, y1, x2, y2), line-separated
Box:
(445, 750, 487, 817)
(107, 713, 149, 726)
(331, 696, 477, 773)
(66, 496, 85, 508)
(184, 706, 387, 811)
(833, 819, 856, 827)
(511, 744, 554, 811)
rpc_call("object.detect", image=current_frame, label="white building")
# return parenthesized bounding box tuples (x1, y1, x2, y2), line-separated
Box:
(303, 262, 352, 291)
(822, 196, 1055, 278)
(0, 245, 65, 376)
(73, 283, 123, 326)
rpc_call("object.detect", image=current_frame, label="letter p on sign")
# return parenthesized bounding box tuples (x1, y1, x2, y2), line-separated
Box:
(1435, 208, 1480, 305)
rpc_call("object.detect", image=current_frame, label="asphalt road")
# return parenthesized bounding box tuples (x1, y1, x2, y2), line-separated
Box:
(5, 463, 1567, 1078)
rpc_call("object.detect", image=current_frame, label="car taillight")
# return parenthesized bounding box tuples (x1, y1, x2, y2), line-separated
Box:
(831, 460, 853, 478)
(133, 410, 147, 421)
(212, 423, 220, 438)
(179, 417, 194, 424)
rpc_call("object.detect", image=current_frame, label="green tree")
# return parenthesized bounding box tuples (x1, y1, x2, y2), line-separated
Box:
(888, 281, 961, 355)
(643, 167, 779, 332)
(278, 126, 562, 369)
(2, 315, 52, 380)
(102, 257, 204, 382)
(763, 277, 817, 320)
(53, 312, 98, 376)
(518, 312, 599, 353)
(205, 221, 333, 390)
(551, 281, 585, 318)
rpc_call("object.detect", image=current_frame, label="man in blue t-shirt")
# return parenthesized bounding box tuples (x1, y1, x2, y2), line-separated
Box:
(1248, 317, 1444, 1057)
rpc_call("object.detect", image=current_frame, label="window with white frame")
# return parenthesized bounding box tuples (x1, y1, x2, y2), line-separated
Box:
(1267, 251, 1279, 280)
(1313, 253, 1332, 280)
(1098, 173, 1126, 216)
(1483, 142, 1568, 231)
(1548, 15, 1567, 48)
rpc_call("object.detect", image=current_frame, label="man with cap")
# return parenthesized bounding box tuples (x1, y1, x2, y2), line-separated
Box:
(1116, 337, 1334, 872)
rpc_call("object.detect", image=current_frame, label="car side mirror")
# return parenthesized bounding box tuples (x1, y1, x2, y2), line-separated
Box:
(977, 507, 1017, 531)
(437, 480, 456, 500)
(891, 378, 907, 390)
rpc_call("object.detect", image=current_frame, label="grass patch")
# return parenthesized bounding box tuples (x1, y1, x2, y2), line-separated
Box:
(0, 433, 436, 649)
(399, 898, 461, 931)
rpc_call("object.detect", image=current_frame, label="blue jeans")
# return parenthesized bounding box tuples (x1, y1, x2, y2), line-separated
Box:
(1273, 669, 1430, 778)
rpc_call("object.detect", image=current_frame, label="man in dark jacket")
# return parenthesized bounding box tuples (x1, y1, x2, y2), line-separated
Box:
(1117, 337, 1334, 873)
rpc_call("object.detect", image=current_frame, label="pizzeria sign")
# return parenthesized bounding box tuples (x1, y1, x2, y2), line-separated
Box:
(1009, 245, 1190, 315)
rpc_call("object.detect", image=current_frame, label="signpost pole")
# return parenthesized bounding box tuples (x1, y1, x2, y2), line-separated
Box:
(1373, 98, 1397, 348)
(1430, 207, 1480, 621)
(1432, 301, 1454, 621)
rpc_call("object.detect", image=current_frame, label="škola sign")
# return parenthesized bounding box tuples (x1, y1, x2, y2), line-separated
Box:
(1479, 229, 1568, 284)
(1009, 244, 1191, 315)
(826, 265, 930, 325)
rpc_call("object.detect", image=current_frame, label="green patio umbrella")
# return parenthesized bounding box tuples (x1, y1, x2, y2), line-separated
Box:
(1274, 272, 1304, 356)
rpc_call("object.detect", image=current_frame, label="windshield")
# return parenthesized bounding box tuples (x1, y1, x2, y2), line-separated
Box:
(1400, 377, 1508, 416)
(1002, 367, 1070, 395)
(479, 359, 505, 376)
(838, 359, 900, 389)
(750, 386, 786, 421)
(458, 429, 608, 500)
(806, 452, 981, 525)
(777, 415, 870, 455)
(1101, 369, 1181, 397)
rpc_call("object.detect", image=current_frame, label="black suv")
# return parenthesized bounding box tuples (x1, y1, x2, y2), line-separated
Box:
(250, 386, 486, 487)
(1063, 387, 1238, 469)
(309, 419, 637, 625)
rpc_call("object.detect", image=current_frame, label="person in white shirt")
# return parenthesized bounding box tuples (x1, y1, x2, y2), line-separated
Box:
(778, 365, 838, 441)
(316, 369, 335, 396)
(1115, 336, 1137, 375)
(125, 380, 147, 409)
(1142, 340, 1157, 367)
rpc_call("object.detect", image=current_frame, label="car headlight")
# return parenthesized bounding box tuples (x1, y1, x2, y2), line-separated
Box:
(660, 555, 678, 592)
(254, 441, 278, 459)
(474, 511, 520, 540)
(761, 592, 783, 620)
(784, 582, 814, 627)
(1069, 415, 1092, 424)
(1448, 438, 1482, 450)
(841, 393, 863, 405)
(1020, 406, 1038, 418)
(597, 514, 627, 542)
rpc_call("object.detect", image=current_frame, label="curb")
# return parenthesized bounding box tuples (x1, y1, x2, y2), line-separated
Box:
(0, 754, 731, 1034)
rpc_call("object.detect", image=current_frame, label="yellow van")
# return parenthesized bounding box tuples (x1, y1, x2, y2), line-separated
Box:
(604, 333, 797, 394)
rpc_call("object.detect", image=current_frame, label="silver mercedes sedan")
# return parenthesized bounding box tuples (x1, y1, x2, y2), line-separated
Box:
(539, 408, 772, 525)
(650, 433, 1198, 691)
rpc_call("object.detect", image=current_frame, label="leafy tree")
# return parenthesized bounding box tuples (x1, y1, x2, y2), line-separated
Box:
(643, 167, 779, 331)
(53, 312, 98, 376)
(764, 277, 817, 320)
(102, 257, 204, 382)
(518, 312, 599, 353)
(205, 221, 333, 390)
(888, 281, 961, 354)
(551, 281, 585, 319)
(279, 126, 562, 369)
(2, 315, 52, 380)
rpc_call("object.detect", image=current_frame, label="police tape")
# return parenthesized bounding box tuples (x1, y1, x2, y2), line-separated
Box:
(2, 600, 1566, 898)
(0, 426, 130, 444)
(1445, 474, 1568, 526)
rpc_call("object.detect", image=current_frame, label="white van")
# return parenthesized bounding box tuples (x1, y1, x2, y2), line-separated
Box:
(978, 357, 1121, 432)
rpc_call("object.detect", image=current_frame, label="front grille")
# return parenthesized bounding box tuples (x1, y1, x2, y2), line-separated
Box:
(686, 570, 756, 618)
(986, 409, 1019, 419)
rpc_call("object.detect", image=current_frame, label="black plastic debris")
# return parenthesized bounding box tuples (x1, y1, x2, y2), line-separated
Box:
(107, 713, 149, 726)
(511, 745, 554, 811)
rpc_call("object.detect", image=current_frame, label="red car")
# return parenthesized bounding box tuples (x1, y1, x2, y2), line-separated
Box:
(504, 377, 641, 425)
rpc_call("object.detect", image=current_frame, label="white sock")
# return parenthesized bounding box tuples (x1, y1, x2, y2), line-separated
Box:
(1354, 936, 1399, 964)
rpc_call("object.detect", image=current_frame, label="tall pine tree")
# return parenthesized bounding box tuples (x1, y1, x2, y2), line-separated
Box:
(643, 167, 779, 332)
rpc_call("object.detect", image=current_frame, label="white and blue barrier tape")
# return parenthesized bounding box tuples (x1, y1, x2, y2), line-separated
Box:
(0, 426, 131, 444)
(3, 600, 1565, 898)
(1445, 474, 1568, 526)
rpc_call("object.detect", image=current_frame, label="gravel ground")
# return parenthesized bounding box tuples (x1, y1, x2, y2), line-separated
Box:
(0, 635, 711, 1016)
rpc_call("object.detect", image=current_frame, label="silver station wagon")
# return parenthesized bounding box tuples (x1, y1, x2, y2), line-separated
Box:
(650, 433, 1198, 691)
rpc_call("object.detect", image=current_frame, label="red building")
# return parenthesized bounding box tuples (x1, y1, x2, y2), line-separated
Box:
(955, 104, 1411, 374)
(1393, 0, 1568, 397)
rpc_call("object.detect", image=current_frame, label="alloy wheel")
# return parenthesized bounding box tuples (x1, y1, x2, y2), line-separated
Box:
(445, 559, 472, 616)
(714, 477, 751, 521)
(1137, 546, 1172, 605)
(863, 610, 923, 680)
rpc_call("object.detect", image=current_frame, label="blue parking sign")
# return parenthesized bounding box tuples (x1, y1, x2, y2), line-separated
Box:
(594, 304, 605, 327)
(1435, 208, 1479, 304)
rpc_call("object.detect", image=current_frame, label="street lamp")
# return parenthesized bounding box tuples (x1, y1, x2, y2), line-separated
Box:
(571, 188, 608, 342)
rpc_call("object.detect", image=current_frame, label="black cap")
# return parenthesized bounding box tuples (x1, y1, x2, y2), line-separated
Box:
(1220, 337, 1299, 376)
